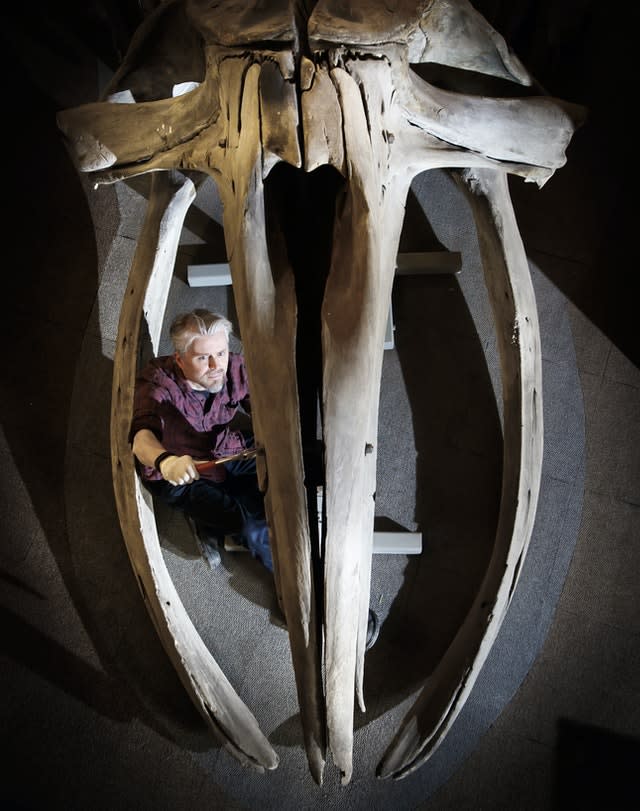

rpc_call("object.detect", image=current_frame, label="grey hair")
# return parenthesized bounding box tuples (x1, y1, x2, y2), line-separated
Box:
(170, 309, 233, 355)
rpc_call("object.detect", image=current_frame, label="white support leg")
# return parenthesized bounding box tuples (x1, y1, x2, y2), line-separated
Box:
(372, 531, 422, 555)
(224, 531, 422, 555)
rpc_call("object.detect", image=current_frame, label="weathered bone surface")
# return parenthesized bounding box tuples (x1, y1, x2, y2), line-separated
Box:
(57, 0, 582, 786)
(111, 168, 279, 772)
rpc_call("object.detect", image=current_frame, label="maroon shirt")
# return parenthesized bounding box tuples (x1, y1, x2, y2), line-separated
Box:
(129, 353, 251, 482)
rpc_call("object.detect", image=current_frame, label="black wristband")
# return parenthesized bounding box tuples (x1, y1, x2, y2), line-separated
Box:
(154, 451, 175, 472)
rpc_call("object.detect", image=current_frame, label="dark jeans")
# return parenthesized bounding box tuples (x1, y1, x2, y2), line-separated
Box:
(144, 454, 265, 540)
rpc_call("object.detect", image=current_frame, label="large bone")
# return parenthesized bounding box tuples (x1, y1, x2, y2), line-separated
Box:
(206, 57, 327, 784)
(57, 0, 582, 786)
(377, 166, 543, 778)
(309, 0, 531, 85)
(111, 169, 278, 772)
(320, 61, 413, 783)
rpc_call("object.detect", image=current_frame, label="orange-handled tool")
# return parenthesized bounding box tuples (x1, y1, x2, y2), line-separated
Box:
(194, 446, 262, 473)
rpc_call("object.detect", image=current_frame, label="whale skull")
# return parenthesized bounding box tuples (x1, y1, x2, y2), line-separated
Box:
(58, 0, 581, 786)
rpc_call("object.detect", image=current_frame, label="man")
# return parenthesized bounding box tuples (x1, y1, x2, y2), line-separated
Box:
(130, 308, 379, 647)
(130, 309, 271, 570)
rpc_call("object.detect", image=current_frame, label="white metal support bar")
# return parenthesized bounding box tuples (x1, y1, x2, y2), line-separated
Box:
(187, 251, 461, 352)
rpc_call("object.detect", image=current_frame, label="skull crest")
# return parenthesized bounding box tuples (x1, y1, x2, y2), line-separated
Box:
(58, 0, 582, 786)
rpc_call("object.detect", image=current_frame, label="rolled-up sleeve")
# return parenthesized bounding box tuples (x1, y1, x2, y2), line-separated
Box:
(128, 373, 166, 445)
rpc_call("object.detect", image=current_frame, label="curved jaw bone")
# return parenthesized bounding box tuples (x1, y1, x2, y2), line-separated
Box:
(57, 0, 582, 786)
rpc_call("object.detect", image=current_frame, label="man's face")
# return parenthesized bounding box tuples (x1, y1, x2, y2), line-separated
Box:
(175, 331, 229, 392)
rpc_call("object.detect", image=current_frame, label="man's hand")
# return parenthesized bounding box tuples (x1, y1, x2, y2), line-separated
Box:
(159, 455, 200, 486)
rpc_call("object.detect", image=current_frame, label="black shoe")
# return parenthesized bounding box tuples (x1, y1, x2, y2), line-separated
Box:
(187, 517, 222, 568)
(199, 537, 222, 569)
(366, 609, 380, 650)
(274, 607, 380, 645)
